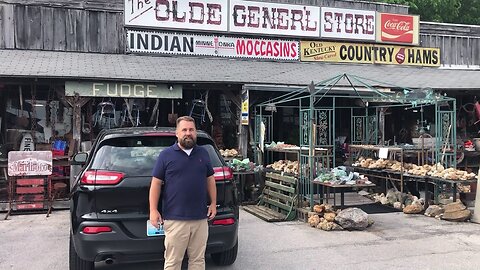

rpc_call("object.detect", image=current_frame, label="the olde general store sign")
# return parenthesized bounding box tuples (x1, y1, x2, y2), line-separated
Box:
(125, 0, 228, 32)
(124, 1, 421, 45)
(228, 0, 320, 37)
(65, 81, 183, 99)
(127, 30, 299, 60)
(376, 13, 419, 45)
(8, 151, 52, 176)
(301, 41, 440, 67)
(320, 7, 376, 41)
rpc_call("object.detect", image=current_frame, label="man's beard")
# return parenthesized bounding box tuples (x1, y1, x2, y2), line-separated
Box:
(179, 136, 196, 149)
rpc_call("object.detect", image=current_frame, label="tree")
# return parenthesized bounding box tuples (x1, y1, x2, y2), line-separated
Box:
(377, 0, 480, 25)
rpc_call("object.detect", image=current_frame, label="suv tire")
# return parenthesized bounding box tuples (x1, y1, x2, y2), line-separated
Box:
(211, 240, 238, 266)
(69, 233, 94, 270)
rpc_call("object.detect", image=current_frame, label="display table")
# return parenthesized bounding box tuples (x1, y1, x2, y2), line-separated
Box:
(312, 181, 376, 208)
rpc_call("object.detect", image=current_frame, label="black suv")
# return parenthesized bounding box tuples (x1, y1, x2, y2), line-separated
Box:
(69, 127, 239, 269)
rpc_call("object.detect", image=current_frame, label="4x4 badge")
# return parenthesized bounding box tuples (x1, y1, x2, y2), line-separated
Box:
(100, 209, 118, 214)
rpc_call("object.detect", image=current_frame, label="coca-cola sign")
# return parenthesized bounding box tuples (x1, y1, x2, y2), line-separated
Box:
(377, 13, 419, 45)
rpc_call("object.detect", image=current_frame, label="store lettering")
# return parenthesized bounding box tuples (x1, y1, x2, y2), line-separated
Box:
(384, 20, 411, 32)
(303, 42, 335, 57)
(340, 45, 393, 62)
(232, 4, 317, 32)
(155, 0, 222, 25)
(407, 49, 439, 65)
(128, 0, 151, 16)
(130, 32, 194, 52)
(92, 83, 159, 98)
(323, 11, 374, 35)
(236, 40, 297, 58)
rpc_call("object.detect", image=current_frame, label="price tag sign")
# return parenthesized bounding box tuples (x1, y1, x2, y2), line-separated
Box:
(378, 148, 389, 159)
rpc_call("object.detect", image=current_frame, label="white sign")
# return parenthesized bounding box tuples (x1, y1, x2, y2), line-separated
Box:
(378, 148, 389, 159)
(320, 7, 376, 41)
(127, 30, 299, 60)
(124, 0, 228, 32)
(229, 0, 320, 37)
(8, 151, 52, 176)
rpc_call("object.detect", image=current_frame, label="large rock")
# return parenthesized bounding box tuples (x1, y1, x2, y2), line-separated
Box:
(308, 215, 320, 227)
(442, 209, 471, 222)
(403, 203, 423, 214)
(324, 212, 336, 222)
(443, 201, 466, 213)
(424, 205, 444, 217)
(386, 189, 399, 204)
(334, 208, 369, 230)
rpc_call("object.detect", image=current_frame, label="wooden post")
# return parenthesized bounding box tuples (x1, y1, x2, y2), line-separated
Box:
(63, 93, 90, 190)
(64, 93, 90, 153)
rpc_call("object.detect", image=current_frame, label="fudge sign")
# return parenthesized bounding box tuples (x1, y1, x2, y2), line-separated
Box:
(124, 0, 228, 31)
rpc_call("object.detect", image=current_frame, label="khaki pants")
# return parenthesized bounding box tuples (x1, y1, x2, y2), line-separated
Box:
(163, 219, 208, 270)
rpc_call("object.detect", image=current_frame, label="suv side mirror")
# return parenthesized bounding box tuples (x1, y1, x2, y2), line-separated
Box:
(72, 152, 88, 165)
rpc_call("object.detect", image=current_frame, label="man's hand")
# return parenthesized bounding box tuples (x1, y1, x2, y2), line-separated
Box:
(150, 209, 163, 228)
(207, 204, 217, 220)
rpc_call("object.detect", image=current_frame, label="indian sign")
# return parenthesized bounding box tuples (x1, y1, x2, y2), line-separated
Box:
(8, 151, 52, 176)
(127, 30, 299, 60)
(300, 41, 440, 67)
(65, 81, 183, 99)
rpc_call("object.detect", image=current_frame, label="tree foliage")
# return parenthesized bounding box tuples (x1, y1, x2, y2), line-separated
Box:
(377, 0, 480, 25)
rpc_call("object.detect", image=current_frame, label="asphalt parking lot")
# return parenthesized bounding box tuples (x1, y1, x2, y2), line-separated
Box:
(1, 207, 480, 270)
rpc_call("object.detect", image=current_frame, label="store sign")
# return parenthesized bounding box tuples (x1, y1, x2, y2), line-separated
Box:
(229, 0, 320, 37)
(65, 81, 183, 99)
(124, 0, 228, 32)
(241, 89, 249, 125)
(8, 151, 52, 176)
(300, 41, 441, 67)
(376, 13, 419, 45)
(320, 7, 376, 41)
(127, 30, 299, 60)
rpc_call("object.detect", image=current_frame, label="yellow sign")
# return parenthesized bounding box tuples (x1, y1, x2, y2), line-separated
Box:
(300, 41, 440, 67)
(241, 89, 249, 125)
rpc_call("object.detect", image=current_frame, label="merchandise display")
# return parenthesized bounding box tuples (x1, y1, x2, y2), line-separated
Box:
(352, 157, 476, 180)
(266, 160, 299, 175)
(220, 148, 239, 158)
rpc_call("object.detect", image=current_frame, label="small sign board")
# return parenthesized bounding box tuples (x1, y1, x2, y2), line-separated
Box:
(241, 89, 249, 125)
(8, 151, 53, 176)
(378, 148, 389, 159)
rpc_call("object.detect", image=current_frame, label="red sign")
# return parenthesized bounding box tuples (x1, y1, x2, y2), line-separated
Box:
(378, 13, 419, 45)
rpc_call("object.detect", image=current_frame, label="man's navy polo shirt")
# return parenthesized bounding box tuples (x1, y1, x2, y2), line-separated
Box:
(152, 143, 214, 220)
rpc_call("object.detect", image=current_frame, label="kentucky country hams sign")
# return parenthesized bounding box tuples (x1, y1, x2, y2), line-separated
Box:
(300, 41, 440, 67)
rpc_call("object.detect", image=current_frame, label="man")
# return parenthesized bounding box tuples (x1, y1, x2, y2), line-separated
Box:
(149, 116, 217, 270)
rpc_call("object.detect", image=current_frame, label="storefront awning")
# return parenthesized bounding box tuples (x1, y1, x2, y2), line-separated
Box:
(0, 49, 478, 90)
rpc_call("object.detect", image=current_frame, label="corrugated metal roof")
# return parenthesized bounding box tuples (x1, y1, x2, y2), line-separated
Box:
(0, 49, 479, 90)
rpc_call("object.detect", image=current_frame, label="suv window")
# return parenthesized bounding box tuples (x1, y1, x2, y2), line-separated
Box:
(90, 136, 222, 176)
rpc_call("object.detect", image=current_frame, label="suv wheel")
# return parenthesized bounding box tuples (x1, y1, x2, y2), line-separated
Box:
(211, 240, 238, 266)
(69, 233, 94, 270)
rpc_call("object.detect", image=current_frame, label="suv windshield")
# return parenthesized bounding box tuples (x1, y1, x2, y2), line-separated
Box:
(90, 136, 223, 176)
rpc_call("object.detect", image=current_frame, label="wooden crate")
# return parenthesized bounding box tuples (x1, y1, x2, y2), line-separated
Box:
(243, 172, 297, 222)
